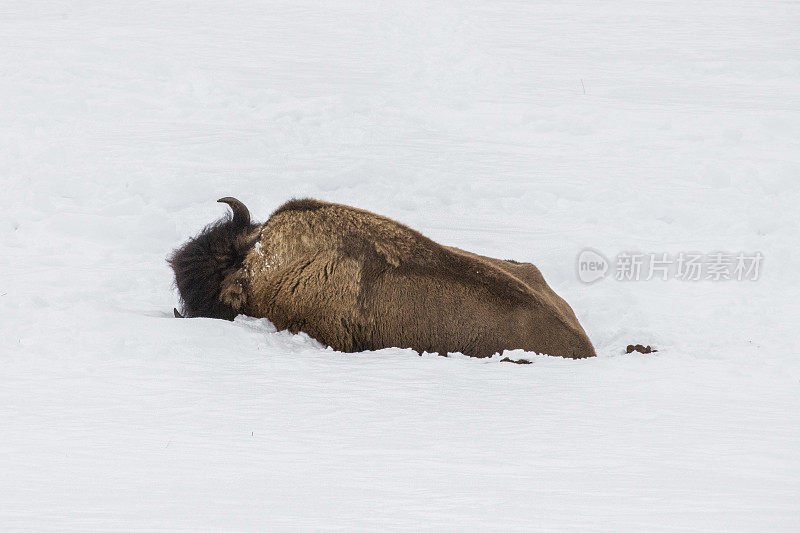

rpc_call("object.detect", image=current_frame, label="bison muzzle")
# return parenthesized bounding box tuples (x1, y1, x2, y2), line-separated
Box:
(169, 197, 596, 359)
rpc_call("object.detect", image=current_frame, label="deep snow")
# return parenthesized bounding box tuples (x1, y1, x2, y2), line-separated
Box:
(2, 1, 799, 530)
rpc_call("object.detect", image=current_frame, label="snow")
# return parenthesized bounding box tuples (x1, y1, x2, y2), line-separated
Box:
(2, 1, 799, 530)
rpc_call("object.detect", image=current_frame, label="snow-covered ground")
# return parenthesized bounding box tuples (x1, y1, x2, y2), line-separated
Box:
(2, 1, 799, 530)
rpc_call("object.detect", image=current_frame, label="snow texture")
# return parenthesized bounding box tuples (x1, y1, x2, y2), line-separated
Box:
(2, 1, 799, 531)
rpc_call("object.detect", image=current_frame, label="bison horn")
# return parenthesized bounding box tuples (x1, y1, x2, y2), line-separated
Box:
(173, 307, 184, 318)
(217, 197, 250, 227)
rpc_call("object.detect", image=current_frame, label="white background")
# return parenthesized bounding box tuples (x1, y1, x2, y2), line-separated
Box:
(2, 1, 799, 530)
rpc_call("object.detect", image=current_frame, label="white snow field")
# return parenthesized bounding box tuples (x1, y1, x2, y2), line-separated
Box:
(2, 1, 799, 530)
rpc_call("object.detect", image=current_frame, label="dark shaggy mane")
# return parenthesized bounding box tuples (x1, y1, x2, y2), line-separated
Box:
(168, 215, 258, 319)
(270, 197, 325, 218)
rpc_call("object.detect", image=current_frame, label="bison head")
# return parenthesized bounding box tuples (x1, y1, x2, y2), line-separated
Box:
(168, 197, 258, 319)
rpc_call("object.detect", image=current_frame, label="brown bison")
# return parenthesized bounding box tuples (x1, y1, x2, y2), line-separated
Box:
(169, 197, 595, 359)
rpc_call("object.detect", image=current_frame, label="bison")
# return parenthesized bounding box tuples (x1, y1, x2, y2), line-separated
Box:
(169, 197, 595, 359)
